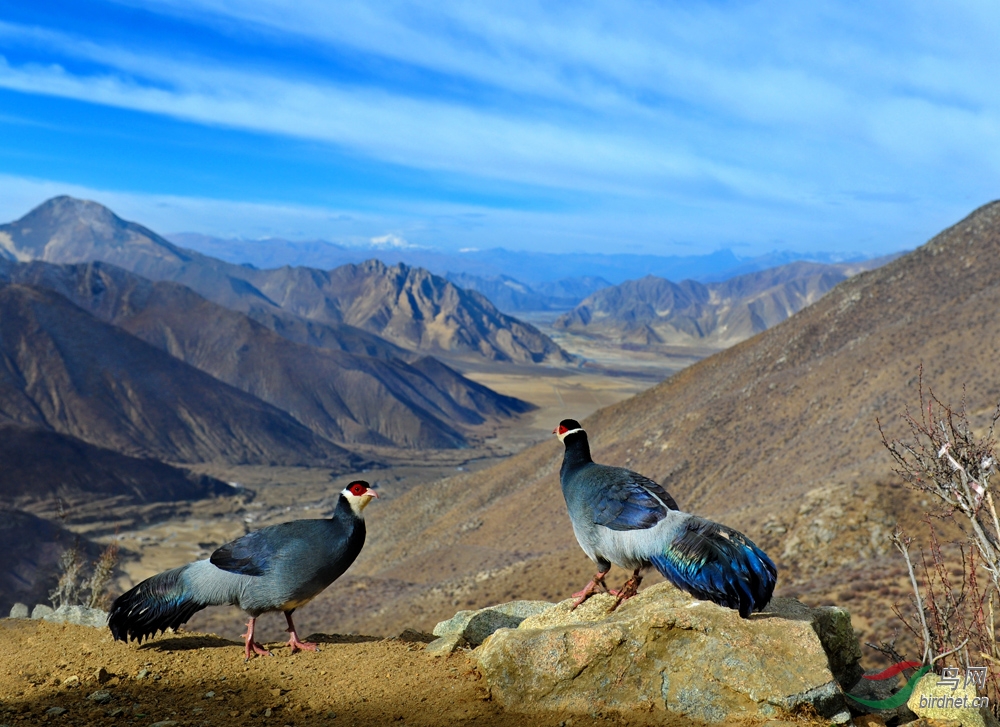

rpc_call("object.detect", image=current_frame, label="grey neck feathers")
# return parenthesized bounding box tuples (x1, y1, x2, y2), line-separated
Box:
(561, 431, 593, 470)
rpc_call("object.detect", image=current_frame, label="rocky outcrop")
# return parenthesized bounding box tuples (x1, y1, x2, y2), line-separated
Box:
(428, 600, 554, 653)
(473, 583, 860, 724)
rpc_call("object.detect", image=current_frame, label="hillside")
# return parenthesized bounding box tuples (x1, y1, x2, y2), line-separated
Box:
(553, 258, 891, 347)
(0, 283, 360, 468)
(0, 197, 570, 364)
(5, 260, 532, 449)
(198, 200, 1000, 644)
(0, 424, 232, 509)
(237, 259, 570, 363)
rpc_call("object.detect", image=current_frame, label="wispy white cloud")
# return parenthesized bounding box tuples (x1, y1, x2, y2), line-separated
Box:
(1, 2, 998, 254)
(0, 37, 742, 200)
(368, 233, 419, 250)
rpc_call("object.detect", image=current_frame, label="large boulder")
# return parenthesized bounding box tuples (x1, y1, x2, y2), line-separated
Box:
(475, 582, 861, 724)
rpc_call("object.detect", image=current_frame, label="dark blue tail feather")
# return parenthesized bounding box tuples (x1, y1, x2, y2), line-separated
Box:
(108, 565, 207, 643)
(650, 519, 777, 618)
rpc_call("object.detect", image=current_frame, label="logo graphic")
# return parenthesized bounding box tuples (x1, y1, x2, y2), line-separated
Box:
(846, 663, 990, 710)
(846, 662, 929, 709)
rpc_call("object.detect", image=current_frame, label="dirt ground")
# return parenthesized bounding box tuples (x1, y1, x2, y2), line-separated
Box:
(0, 619, 827, 727)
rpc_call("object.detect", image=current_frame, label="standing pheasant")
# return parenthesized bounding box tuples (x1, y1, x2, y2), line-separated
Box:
(109, 480, 377, 659)
(555, 419, 776, 616)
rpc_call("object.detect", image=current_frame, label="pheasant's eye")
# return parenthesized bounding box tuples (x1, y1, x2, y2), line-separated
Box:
(348, 481, 368, 496)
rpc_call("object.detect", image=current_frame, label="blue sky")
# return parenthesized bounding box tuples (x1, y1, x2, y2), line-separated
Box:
(0, 1, 997, 255)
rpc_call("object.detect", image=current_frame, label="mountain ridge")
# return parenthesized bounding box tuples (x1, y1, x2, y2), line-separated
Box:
(0, 197, 570, 365)
(553, 258, 894, 347)
(165, 230, 892, 285)
(4, 259, 533, 449)
(0, 281, 361, 468)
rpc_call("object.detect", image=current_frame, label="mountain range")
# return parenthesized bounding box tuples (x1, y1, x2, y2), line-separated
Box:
(3, 260, 532, 449)
(167, 231, 891, 286)
(0, 198, 568, 365)
(553, 258, 896, 348)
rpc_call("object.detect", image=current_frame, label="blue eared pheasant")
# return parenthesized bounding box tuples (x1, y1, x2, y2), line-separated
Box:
(555, 420, 776, 616)
(108, 480, 377, 659)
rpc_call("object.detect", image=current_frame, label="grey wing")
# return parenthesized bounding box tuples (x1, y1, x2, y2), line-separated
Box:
(592, 468, 679, 531)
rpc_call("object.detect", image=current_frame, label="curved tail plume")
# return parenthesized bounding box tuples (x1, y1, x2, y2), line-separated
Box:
(109, 563, 214, 643)
(650, 518, 777, 618)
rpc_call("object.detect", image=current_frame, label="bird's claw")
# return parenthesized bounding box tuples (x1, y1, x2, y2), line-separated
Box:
(609, 572, 643, 612)
(243, 641, 273, 660)
(288, 638, 320, 654)
(570, 573, 611, 609)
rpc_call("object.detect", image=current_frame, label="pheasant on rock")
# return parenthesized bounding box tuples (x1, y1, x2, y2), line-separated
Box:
(108, 480, 377, 659)
(554, 420, 776, 616)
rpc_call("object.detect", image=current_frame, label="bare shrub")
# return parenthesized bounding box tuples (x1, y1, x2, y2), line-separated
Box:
(878, 367, 1000, 709)
(50, 538, 120, 611)
(85, 539, 119, 610)
(49, 539, 83, 609)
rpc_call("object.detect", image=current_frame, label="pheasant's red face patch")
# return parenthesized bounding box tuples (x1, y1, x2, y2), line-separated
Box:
(557, 424, 568, 435)
(348, 481, 370, 496)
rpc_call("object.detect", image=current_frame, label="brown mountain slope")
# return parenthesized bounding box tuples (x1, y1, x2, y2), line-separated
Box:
(0, 283, 360, 468)
(6, 261, 532, 448)
(553, 258, 892, 347)
(0, 424, 233, 509)
(236, 201, 1000, 638)
(239, 259, 571, 364)
(0, 197, 570, 364)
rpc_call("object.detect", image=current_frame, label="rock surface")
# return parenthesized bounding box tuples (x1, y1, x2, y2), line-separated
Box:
(433, 600, 555, 647)
(41, 604, 109, 628)
(30, 604, 54, 620)
(8, 603, 28, 619)
(476, 583, 860, 723)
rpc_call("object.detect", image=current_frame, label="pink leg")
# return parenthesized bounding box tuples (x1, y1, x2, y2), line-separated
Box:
(611, 569, 643, 611)
(242, 617, 272, 660)
(571, 571, 611, 609)
(285, 611, 319, 654)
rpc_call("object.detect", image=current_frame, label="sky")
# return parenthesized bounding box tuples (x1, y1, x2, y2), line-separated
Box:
(0, 1, 998, 256)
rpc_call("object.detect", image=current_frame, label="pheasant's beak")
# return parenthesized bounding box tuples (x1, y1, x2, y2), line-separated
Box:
(365, 490, 379, 499)
(552, 426, 559, 434)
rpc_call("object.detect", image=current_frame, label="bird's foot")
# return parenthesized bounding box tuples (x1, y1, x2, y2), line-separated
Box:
(610, 572, 643, 612)
(242, 617, 273, 660)
(243, 640, 273, 660)
(283, 611, 320, 654)
(287, 632, 320, 654)
(570, 573, 610, 610)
